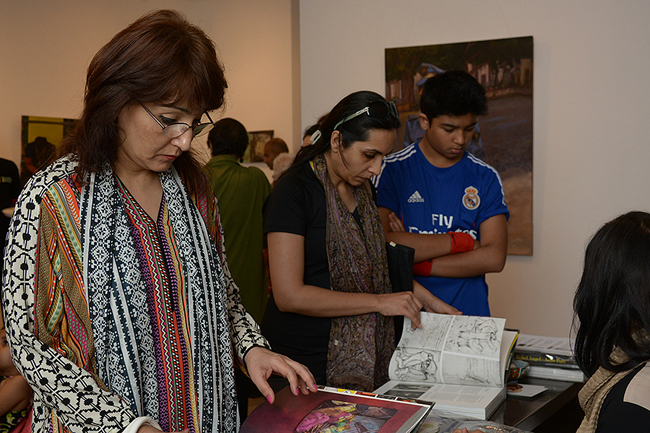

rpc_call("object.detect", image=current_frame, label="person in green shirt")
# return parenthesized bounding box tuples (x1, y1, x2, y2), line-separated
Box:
(205, 118, 271, 324)
(204, 118, 272, 420)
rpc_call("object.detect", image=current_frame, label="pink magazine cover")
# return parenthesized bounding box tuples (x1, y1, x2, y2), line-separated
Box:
(241, 386, 431, 433)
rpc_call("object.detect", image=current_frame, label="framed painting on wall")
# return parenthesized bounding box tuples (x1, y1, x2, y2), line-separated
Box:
(243, 130, 274, 163)
(21, 115, 77, 186)
(385, 36, 533, 255)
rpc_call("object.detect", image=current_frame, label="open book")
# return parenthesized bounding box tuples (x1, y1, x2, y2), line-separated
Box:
(241, 385, 433, 433)
(374, 312, 519, 420)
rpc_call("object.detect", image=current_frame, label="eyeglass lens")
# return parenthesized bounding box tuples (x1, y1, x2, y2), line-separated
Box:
(161, 119, 213, 139)
(161, 124, 211, 139)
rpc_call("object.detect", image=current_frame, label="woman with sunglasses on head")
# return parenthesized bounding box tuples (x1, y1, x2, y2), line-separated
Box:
(262, 91, 459, 393)
(1, 10, 315, 433)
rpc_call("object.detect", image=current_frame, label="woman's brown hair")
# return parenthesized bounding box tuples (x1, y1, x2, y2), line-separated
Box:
(60, 9, 227, 188)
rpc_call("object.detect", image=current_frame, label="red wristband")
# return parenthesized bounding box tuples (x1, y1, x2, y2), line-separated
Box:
(413, 259, 433, 276)
(449, 232, 474, 254)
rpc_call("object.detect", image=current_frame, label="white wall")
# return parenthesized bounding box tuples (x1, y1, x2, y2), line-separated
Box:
(4, 0, 650, 339)
(0, 0, 298, 167)
(300, 0, 650, 337)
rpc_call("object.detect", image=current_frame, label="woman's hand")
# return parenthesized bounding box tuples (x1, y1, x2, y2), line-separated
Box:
(244, 347, 317, 404)
(453, 429, 483, 433)
(376, 291, 424, 328)
(413, 280, 462, 315)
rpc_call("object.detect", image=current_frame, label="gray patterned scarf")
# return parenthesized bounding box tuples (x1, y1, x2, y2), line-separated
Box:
(311, 154, 394, 392)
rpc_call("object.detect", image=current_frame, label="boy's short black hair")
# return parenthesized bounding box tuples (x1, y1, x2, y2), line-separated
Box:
(420, 70, 488, 121)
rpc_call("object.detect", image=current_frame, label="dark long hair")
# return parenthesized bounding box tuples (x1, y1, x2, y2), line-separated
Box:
(293, 91, 400, 166)
(60, 10, 227, 189)
(573, 211, 650, 377)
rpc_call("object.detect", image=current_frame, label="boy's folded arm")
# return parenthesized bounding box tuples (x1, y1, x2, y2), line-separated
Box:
(429, 214, 508, 278)
(379, 207, 453, 262)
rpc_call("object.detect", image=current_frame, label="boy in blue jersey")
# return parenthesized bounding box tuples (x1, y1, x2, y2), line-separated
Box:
(373, 71, 509, 316)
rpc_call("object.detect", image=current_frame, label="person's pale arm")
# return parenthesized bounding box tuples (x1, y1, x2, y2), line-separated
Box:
(267, 232, 423, 327)
(428, 214, 508, 278)
(0, 376, 32, 416)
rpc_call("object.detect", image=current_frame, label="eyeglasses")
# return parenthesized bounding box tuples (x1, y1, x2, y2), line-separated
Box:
(140, 102, 214, 138)
(333, 100, 399, 131)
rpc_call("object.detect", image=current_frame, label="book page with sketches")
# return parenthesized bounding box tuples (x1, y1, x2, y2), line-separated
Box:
(388, 313, 506, 387)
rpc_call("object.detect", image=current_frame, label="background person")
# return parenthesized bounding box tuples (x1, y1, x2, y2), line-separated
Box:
(0, 157, 20, 269)
(204, 118, 272, 421)
(270, 152, 293, 185)
(205, 118, 271, 325)
(301, 124, 320, 147)
(573, 211, 650, 432)
(374, 70, 509, 316)
(1, 10, 314, 433)
(22, 136, 56, 182)
(262, 137, 289, 170)
(262, 90, 458, 392)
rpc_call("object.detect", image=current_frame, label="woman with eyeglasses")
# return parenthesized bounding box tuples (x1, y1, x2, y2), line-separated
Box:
(261, 91, 460, 393)
(1, 10, 315, 433)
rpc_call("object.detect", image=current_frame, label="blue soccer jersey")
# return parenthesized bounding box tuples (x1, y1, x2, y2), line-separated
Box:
(373, 142, 509, 316)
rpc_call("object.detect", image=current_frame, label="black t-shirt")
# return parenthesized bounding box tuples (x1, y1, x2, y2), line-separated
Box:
(0, 158, 20, 263)
(0, 158, 20, 210)
(262, 161, 332, 383)
(596, 362, 650, 432)
(262, 160, 375, 384)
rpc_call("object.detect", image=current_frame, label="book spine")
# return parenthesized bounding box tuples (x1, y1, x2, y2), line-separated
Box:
(513, 352, 579, 369)
(526, 366, 586, 382)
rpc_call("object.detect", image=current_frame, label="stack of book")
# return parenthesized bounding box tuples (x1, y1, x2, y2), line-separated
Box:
(513, 334, 586, 383)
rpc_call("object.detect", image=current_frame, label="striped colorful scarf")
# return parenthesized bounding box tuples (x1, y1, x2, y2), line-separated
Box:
(83, 165, 237, 431)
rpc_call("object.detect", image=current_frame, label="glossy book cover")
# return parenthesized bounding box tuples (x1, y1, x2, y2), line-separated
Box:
(241, 386, 432, 433)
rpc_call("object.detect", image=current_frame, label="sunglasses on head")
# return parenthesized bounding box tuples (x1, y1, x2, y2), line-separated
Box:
(333, 100, 399, 131)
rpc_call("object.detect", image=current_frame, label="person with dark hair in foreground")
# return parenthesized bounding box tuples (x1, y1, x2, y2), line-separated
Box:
(1, 10, 314, 433)
(573, 211, 650, 432)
